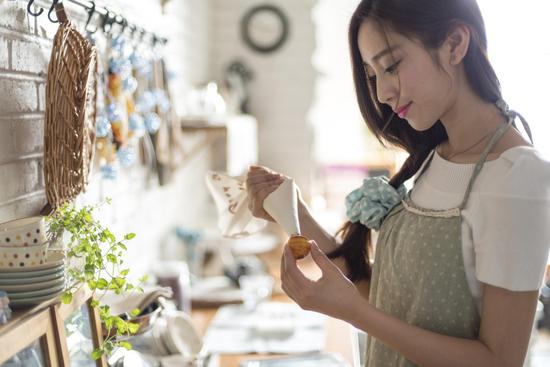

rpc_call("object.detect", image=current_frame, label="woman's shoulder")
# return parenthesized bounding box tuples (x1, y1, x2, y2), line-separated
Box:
(484, 143, 550, 200)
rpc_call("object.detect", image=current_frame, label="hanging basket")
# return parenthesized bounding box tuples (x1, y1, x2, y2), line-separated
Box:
(44, 6, 98, 211)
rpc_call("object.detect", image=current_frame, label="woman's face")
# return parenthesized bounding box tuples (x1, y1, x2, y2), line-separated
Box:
(357, 19, 456, 131)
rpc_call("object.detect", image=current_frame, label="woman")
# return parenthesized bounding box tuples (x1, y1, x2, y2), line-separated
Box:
(246, 0, 550, 366)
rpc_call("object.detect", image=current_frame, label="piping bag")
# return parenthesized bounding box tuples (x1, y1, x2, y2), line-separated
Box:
(262, 178, 311, 259)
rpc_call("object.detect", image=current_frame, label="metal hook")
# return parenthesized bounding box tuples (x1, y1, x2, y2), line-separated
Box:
(48, 0, 61, 23)
(85, 1, 98, 34)
(119, 16, 128, 33)
(27, 0, 44, 17)
(113, 14, 126, 37)
(101, 9, 115, 34)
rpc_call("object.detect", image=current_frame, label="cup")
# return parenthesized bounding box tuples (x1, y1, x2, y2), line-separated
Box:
(238, 274, 274, 311)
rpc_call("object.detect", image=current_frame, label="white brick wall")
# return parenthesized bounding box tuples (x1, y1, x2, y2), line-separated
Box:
(210, 0, 317, 201)
(0, 37, 8, 68)
(0, 0, 213, 275)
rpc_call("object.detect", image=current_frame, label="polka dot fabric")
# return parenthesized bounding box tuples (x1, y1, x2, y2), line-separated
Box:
(365, 203, 480, 366)
(345, 176, 407, 230)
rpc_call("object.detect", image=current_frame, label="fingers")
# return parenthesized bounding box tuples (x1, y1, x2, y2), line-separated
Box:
(247, 173, 284, 185)
(283, 245, 310, 286)
(246, 167, 284, 220)
(280, 246, 299, 299)
(248, 183, 280, 219)
(247, 178, 283, 197)
(309, 241, 344, 277)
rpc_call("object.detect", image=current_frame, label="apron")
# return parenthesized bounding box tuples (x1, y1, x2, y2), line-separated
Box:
(365, 116, 513, 366)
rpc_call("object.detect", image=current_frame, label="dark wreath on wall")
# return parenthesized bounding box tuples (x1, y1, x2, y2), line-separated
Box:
(240, 4, 290, 54)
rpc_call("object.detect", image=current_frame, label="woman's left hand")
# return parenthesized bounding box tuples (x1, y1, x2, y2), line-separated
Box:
(280, 241, 362, 321)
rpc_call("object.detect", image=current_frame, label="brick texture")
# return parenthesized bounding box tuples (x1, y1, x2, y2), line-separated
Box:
(0, 78, 38, 114)
(0, 160, 39, 203)
(13, 118, 43, 155)
(11, 39, 49, 74)
(0, 36, 8, 69)
(0, 0, 36, 35)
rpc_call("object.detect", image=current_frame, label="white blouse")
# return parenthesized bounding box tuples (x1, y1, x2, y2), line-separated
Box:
(409, 146, 550, 313)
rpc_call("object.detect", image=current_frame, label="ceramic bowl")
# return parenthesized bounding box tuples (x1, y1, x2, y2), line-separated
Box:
(0, 251, 64, 273)
(0, 216, 47, 247)
(0, 242, 49, 269)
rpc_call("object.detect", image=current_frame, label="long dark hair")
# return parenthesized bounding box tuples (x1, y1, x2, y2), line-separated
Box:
(327, 0, 504, 282)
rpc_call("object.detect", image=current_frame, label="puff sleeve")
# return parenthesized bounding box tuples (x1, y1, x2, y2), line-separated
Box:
(473, 152, 550, 291)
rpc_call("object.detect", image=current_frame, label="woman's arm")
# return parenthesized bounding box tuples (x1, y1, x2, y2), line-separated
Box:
(347, 283, 538, 367)
(283, 245, 538, 367)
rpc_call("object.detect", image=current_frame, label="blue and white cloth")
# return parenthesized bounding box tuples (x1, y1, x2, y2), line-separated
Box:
(345, 176, 407, 230)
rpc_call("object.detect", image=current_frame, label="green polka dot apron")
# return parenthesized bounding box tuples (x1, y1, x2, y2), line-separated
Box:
(365, 117, 513, 367)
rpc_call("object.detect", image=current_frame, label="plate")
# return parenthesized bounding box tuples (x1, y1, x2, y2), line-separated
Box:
(0, 270, 64, 285)
(0, 276, 65, 292)
(0, 264, 64, 279)
(9, 289, 65, 308)
(0, 251, 65, 273)
(8, 283, 66, 299)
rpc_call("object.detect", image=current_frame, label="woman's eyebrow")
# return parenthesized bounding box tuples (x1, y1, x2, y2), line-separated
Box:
(365, 44, 402, 66)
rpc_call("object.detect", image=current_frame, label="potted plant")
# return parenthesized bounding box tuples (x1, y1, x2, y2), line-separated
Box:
(47, 199, 147, 359)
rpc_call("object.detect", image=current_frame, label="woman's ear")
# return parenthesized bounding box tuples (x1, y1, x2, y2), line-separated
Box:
(446, 23, 471, 66)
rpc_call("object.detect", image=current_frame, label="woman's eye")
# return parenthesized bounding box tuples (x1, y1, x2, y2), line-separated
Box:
(384, 60, 401, 74)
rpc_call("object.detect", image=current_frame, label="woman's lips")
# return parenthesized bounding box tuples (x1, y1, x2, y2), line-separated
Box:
(396, 102, 412, 118)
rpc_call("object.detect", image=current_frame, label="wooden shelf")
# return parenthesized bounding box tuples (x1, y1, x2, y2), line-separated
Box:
(0, 286, 106, 367)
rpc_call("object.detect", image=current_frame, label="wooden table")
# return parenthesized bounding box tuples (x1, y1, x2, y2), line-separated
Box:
(190, 246, 356, 367)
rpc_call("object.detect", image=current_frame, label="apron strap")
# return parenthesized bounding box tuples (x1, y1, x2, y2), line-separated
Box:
(413, 149, 436, 186)
(458, 115, 513, 210)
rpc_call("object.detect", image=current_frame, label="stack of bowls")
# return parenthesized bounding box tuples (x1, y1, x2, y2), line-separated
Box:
(0, 216, 66, 308)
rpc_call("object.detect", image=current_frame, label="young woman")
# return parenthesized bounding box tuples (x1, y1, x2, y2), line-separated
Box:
(246, 0, 550, 366)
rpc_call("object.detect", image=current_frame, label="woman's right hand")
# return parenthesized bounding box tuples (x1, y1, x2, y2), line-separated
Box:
(246, 166, 286, 221)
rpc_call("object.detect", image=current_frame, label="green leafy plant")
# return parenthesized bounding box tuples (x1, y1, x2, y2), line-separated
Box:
(47, 199, 147, 359)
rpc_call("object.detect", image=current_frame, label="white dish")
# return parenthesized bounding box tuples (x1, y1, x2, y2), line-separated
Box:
(0, 251, 65, 273)
(8, 283, 66, 299)
(0, 264, 64, 279)
(0, 276, 65, 292)
(0, 270, 64, 285)
(9, 289, 65, 308)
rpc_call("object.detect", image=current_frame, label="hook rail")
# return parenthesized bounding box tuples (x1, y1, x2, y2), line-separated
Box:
(26, 0, 168, 45)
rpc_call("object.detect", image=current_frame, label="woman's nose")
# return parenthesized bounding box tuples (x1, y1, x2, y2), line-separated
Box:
(376, 77, 398, 106)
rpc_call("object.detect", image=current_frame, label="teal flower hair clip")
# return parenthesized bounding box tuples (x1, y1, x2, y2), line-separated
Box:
(345, 176, 407, 230)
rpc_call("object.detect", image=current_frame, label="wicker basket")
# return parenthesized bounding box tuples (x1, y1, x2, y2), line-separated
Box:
(44, 5, 98, 210)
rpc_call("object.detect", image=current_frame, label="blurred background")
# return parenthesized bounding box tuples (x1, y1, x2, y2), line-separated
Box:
(0, 0, 549, 364)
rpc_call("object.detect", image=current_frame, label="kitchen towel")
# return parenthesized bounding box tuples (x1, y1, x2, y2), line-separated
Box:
(205, 171, 301, 238)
